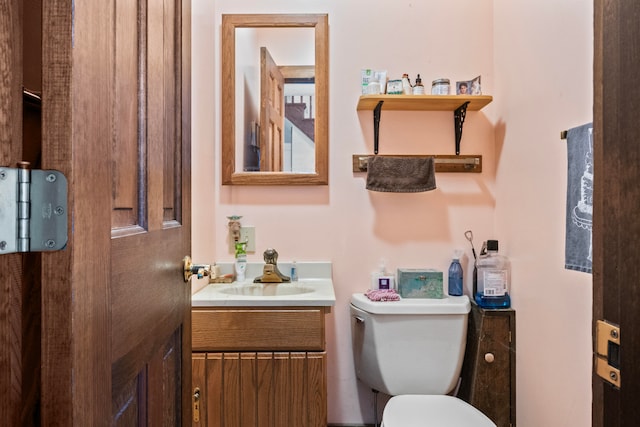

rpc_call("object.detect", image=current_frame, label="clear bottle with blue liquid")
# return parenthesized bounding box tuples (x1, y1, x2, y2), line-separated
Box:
(475, 240, 511, 308)
(448, 251, 464, 296)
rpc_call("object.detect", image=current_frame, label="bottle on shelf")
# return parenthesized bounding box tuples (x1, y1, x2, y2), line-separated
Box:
(475, 240, 511, 308)
(402, 73, 412, 94)
(412, 74, 425, 95)
(448, 250, 464, 296)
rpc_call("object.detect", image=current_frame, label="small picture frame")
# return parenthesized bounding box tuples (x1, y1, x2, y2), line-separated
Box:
(456, 75, 482, 95)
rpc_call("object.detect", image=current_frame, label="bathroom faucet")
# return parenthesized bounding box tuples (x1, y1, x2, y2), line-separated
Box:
(253, 248, 290, 283)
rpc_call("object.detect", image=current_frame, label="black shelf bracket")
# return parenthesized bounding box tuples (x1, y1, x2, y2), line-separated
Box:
(373, 100, 384, 154)
(454, 101, 470, 155)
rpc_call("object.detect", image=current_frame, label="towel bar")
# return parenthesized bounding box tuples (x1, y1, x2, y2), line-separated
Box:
(352, 154, 482, 173)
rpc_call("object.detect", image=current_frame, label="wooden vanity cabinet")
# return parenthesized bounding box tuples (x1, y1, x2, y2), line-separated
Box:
(191, 307, 328, 427)
(459, 303, 516, 427)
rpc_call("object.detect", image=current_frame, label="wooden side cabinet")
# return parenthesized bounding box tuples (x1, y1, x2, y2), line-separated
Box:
(191, 307, 328, 427)
(459, 303, 516, 427)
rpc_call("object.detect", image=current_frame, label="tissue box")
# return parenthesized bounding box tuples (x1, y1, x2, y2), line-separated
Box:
(397, 269, 444, 299)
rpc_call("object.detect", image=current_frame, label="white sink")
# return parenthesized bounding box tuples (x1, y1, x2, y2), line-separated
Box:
(191, 262, 335, 307)
(218, 283, 315, 296)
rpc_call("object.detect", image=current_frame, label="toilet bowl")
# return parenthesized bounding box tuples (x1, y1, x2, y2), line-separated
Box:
(382, 395, 495, 427)
(350, 293, 496, 427)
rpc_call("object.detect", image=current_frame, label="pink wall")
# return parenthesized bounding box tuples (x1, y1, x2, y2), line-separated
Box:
(192, 0, 593, 425)
(493, 1, 593, 426)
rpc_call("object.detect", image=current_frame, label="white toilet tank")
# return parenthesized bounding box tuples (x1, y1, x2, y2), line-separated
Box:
(350, 294, 470, 396)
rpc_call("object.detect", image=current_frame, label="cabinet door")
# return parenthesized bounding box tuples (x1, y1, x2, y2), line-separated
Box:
(193, 354, 207, 426)
(201, 351, 326, 427)
(475, 314, 512, 426)
(459, 306, 516, 427)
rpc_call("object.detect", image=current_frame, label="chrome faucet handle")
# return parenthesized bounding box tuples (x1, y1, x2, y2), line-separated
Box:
(263, 248, 278, 265)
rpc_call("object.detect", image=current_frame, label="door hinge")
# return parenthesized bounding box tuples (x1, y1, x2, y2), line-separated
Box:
(595, 320, 620, 388)
(0, 163, 68, 254)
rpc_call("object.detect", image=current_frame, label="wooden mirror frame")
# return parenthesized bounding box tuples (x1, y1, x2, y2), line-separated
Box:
(221, 14, 329, 185)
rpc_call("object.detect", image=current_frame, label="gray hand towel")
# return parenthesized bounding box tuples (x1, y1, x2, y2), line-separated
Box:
(366, 156, 436, 193)
(565, 122, 593, 274)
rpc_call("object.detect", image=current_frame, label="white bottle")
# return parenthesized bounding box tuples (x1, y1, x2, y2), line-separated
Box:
(234, 242, 247, 282)
(235, 255, 246, 281)
(402, 73, 412, 95)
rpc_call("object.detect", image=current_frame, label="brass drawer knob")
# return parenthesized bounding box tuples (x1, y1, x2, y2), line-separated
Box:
(484, 353, 495, 363)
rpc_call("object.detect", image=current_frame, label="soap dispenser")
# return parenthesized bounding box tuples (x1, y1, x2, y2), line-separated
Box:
(370, 260, 385, 290)
(371, 259, 395, 290)
(234, 241, 247, 281)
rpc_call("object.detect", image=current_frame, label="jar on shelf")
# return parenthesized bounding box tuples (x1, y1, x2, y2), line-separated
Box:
(431, 78, 450, 95)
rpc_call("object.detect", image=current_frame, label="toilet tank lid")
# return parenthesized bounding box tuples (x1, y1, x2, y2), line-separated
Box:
(350, 294, 470, 315)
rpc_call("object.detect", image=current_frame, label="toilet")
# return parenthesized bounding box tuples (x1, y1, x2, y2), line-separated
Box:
(350, 293, 496, 427)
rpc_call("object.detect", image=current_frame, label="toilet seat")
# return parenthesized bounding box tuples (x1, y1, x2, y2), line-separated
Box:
(382, 395, 496, 427)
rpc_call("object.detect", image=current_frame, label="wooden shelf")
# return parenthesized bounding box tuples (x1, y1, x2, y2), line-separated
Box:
(352, 154, 482, 173)
(357, 94, 493, 111)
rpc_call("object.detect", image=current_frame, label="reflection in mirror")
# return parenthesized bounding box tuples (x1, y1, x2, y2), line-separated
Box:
(222, 14, 329, 185)
(282, 65, 315, 172)
(236, 28, 315, 173)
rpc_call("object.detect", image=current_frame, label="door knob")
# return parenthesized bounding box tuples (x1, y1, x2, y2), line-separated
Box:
(183, 256, 213, 282)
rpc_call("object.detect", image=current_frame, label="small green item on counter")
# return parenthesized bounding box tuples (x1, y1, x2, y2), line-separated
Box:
(235, 241, 247, 257)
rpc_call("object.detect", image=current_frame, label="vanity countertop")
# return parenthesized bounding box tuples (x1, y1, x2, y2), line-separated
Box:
(191, 261, 335, 307)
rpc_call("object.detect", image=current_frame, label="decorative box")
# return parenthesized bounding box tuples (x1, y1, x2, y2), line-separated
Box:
(397, 269, 444, 299)
(386, 79, 403, 95)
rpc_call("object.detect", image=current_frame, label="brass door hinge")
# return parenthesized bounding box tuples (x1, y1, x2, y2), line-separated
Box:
(595, 320, 620, 388)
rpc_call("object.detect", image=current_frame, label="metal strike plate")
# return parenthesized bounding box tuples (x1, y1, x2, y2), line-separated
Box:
(596, 320, 621, 388)
(596, 357, 621, 388)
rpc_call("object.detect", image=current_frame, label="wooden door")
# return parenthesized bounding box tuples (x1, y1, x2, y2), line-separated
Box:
(260, 47, 285, 172)
(34, 0, 192, 425)
(0, 1, 28, 425)
(593, 0, 640, 425)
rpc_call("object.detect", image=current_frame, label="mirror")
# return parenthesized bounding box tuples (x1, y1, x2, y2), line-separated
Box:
(222, 14, 329, 185)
